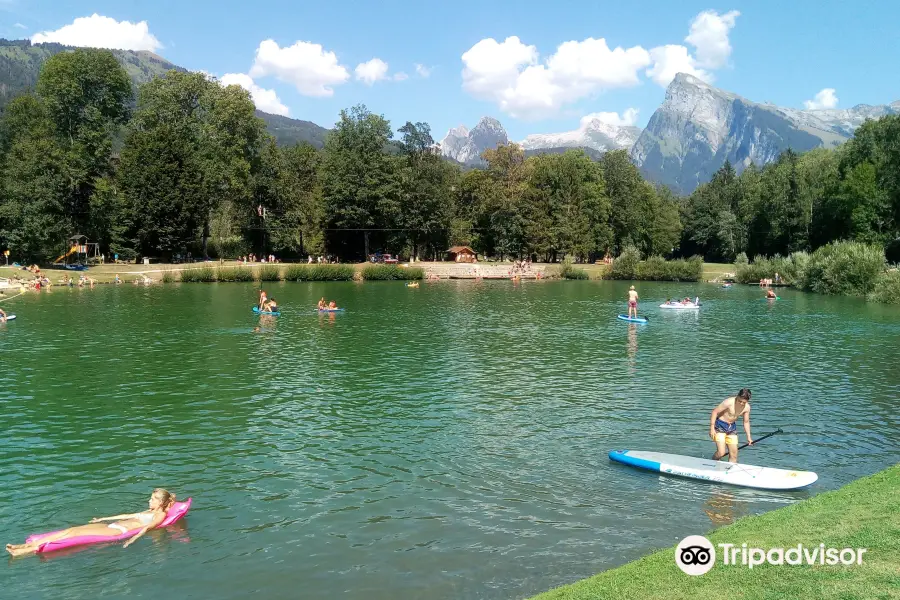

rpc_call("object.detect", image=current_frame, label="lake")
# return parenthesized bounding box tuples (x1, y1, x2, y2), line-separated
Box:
(2, 280, 898, 599)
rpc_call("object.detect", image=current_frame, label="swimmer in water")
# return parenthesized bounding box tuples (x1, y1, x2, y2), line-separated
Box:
(6, 489, 177, 557)
(0, 308, 7, 323)
(258, 289, 267, 310)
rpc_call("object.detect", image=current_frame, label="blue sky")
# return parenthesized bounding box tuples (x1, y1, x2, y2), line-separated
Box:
(3, 0, 899, 142)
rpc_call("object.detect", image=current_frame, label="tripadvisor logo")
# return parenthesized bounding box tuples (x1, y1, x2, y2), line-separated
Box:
(675, 535, 868, 575)
(676, 535, 716, 576)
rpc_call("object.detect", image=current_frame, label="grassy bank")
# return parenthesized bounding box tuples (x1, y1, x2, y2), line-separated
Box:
(530, 464, 900, 600)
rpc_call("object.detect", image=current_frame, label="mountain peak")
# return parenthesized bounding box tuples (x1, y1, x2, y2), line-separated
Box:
(439, 117, 508, 165)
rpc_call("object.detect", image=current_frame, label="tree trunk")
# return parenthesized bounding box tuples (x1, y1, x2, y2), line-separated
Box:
(364, 231, 370, 260)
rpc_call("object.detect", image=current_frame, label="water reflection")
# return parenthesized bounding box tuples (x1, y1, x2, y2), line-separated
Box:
(627, 324, 638, 373)
(702, 489, 749, 526)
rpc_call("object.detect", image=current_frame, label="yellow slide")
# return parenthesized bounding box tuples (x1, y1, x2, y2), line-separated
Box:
(54, 246, 78, 264)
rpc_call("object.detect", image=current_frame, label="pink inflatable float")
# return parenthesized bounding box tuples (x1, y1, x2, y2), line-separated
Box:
(25, 497, 192, 553)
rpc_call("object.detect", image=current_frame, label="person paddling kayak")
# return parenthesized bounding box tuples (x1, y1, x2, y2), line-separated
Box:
(709, 388, 754, 463)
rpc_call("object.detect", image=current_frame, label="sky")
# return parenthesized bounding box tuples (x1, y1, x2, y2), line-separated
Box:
(2, 0, 900, 142)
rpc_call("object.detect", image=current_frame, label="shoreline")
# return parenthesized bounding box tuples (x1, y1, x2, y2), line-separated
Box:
(528, 463, 899, 600)
(2, 260, 735, 286)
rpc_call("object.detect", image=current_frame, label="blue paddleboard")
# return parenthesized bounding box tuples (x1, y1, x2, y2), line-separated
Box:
(317, 308, 345, 313)
(617, 314, 648, 323)
(252, 306, 281, 316)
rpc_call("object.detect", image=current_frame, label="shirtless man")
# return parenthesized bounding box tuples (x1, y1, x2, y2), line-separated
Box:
(0, 308, 7, 323)
(258, 289, 267, 310)
(627, 286, 639, 319)
(709, 388, 753, 463)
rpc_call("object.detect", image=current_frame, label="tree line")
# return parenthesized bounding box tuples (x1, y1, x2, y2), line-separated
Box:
(1, 48, 898, 266)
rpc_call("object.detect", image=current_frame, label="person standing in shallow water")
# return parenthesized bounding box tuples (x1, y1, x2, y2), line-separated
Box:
(6, 488, 177, 556)
(627, 285, 639, 319)
(709, 389, 754, 463)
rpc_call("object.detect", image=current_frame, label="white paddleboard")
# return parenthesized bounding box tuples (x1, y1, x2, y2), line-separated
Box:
(609, 449, 817, 490)
(1, 314, 15, 321)
(659, 303, 700, 310)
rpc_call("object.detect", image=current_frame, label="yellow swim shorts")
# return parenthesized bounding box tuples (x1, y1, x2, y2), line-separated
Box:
(715, 432, 738, 445)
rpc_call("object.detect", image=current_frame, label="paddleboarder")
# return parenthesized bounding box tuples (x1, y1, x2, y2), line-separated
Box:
(627, 286, 639, 319)
(709, 388, 754, 463)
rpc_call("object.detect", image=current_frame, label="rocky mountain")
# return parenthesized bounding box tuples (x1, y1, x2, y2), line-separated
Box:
(520, 117, 641, 154)
(439, 117, 509, 165)
(0, 38, 328, 148)
(631, 73, 900, 194)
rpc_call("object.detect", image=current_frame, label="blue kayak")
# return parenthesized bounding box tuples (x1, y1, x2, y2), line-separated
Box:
(617, 314, 648, 323)
(252, 306, 281, 316)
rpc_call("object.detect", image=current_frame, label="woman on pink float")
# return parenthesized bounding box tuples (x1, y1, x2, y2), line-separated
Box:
(6, 488, 183, 556)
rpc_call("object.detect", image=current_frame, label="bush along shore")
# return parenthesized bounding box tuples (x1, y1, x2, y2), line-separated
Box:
(606, 246, 704, 282)
(167, 263, 425, 283)
(530, 464, 900, 600)
(736, 241, 900, 304)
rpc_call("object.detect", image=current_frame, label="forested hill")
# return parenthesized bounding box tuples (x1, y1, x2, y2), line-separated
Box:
(0, 39, 329, 148)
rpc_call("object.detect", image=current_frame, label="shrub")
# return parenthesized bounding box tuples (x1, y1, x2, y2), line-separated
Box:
(868, 269, 900, 304)
(216, 266, 255, 282)
(735, 252, 749, 267)
(736, 254, 802, 285)
(256, 264, 283, 282)
(560, 263, 589, 280)
(361, 264, 424, 280)
(283, 264, 356, 281)
(179, 266, 217, 283)
(800, 241, 886, 296)
(635, 255, 703, 281)
(608, 247, 702, 281)
(161, 270, 175, 283)
(607, 245, 641, 279)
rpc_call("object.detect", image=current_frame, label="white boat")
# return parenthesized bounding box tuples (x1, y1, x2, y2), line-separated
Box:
(609, 450, 818, 490)
(659, 297, 700, 309)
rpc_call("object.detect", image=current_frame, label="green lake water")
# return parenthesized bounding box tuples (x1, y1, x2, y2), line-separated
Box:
(2, 280, 899, 599)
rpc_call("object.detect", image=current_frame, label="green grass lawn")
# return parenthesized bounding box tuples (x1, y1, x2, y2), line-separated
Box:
(530, 464, 900, 600)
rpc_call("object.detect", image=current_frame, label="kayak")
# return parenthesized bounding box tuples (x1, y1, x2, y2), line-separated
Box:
(252, 306, 281, 316)
(617, 314, 648, 323)
(608, 450, 817, 490)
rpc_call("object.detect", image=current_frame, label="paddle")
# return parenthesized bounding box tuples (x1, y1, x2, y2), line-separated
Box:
(738, 428, 783, 450)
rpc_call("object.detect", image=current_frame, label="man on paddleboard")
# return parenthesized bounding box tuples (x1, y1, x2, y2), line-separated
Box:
(627, 286, 639, 319)
(709, 388, 753, 463)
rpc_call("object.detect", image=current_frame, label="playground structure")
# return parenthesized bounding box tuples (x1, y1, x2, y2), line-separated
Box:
(54, 235, 100, 269)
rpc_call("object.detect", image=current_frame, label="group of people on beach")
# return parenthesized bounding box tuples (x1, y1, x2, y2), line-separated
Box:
(241, 254, 278, 264)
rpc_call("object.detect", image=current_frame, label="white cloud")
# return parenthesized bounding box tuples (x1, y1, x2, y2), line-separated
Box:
(645, 10, 739, 87)
(685, 10, 740, 69)
(414, 63, 432, 78)
(579, 108, 639, 128)
(30, 13, 161, 52)
(461, 35, 650, 119)
(393, 72, 409, 81)
(804, 88, 838, 110)
(221, 73, 290, 116)
(249, 39, 349, 97)
(354, 58, 389, 85)
(645, 44, 709, 87)
(14, 23, 27, 30)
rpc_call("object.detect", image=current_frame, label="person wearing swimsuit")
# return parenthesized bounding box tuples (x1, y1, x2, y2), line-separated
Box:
(709, 388, 754, 463)
(6, 488, 177, 556)
(627, 286, 639, 319)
